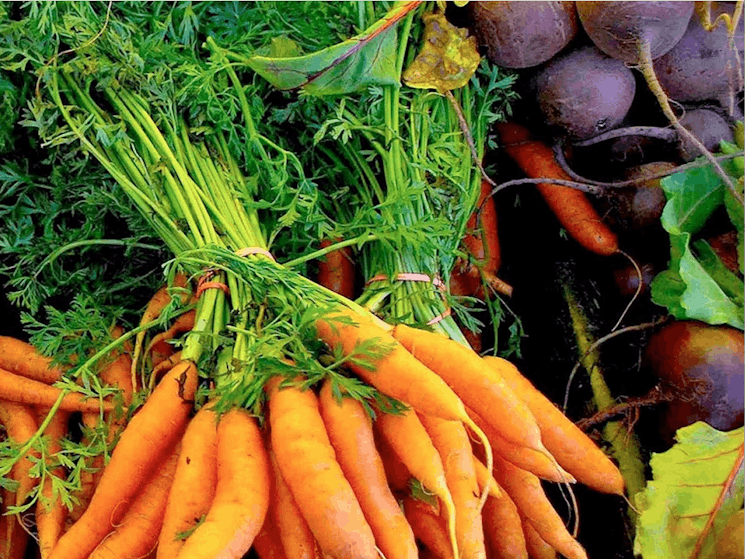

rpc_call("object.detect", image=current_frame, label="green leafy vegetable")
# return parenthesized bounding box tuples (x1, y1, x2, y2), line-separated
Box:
(634, 422, 744, 559)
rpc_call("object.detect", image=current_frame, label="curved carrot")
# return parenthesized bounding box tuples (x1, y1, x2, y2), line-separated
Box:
(521, 519, 558, 559)
(35, 409, 71, 559)
(401, 495, 454, 559)
(157, 404, 218, 559)
(172, 408, 270, 559)
(318, 380, 417, 559)
(484, 356, 625, 495)
(146, 309, 196, 368)
(50, 360, 198, 559)
(316, 239, 356, 299)
(266, 376, 377, 559)
(0, 337, 65, 384)
(374, 409, 458, 559)
(88, 442, 180, 559)
(391, 324, 544, 453)
(267, 443, 320, 559)
(419, 413, 487, 559)
(0, 368, 112, 413)
(492, 455, 587, 559)
(494, 122, 618, 256)
(481, 490, 528, 559)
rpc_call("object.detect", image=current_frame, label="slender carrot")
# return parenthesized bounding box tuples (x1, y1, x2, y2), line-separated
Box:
(176, 407, 271, 559)
(266, 377, 377, 559)
(481, 490, 528, 559)
(484, 356, 625, 495)
(401, 496, 454, 559)
(0, 368, 113, 414)
(35, 408, 70, 559)
(520, 519, 558, 559)
(253, 521, 289, 559)
(49, 360, 198, 559)
(373, 427, 412, 494)
(0, 337, 65, 385)
(374, 409, 458, 559)
(391, 323, 544, 453)
(473, 457, 500, 499)
(157, 405, 218, 559)
(88, 442, 180, 559)
(463, 179, 502, 278)
(466, 406, 573, 484)
(318, 380, 417, 559)
(419, 413, 486, 559)
(492, 455, 587, 559)
(494, 122, 618, 257)
(146, 309, 196, 368)
(267, 443, 320, 559)
(316, 239, 356, 299)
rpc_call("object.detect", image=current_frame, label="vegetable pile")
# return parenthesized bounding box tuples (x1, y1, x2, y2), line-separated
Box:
(0, 2, 742, 559)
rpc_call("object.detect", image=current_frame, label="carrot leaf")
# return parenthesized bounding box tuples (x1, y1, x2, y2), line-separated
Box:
(634, 422, 744, 559)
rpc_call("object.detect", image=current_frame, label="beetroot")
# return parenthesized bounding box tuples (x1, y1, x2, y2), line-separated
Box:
(678, 108, 735, 161)
(468, 1, 579, 68)
(530, 45, 636, 140)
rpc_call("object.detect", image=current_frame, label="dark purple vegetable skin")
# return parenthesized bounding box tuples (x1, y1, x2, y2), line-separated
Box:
(654, 2, 744, 109)
(530, 45, 636, 140)
(576, 1, 695, 63)
(678, 108, 735, 161)
(644, 320, 744, 445)
(468, 1, 579, 68)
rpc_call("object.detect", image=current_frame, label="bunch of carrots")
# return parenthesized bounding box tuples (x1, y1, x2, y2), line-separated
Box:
(0, 276, 625, 559)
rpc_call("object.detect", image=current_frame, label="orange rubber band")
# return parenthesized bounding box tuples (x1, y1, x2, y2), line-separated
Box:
(365, 273, 451, 325)
(195, 271, 230, 298)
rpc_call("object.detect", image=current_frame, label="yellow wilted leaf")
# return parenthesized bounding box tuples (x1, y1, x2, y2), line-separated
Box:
(402, 13, 481, 93)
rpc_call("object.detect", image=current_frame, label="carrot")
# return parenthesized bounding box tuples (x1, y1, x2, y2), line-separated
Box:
(464, 179, 502, 279)
(418, 413, 486, 559)
(466, 406, 573, 484)
(520, 519, 558, 559)
(481, 490, 528, 559)
(176, 407, 270, 559)
(266, 376, 377, 559)
(318, 380, 417, 559)
(473, 457, 500, 500)
(145, 309, 196, 368)
(494, 122, 618, 256)
(49, 359, 197, 559)
(253, 521, 289, 559)
(0, 337, 65, 385)
(0, 368, 113, 414)
(267, 443, 320, 559)
(152, 351, 183, 381)
(88, 442, 180, 559)
(492, 455, 587, 559)
(484, 356, 625, 495)
(34, 409, 70, 559)
(373, 427, 412, 493)
(0, 510, 29, 559)
(391, 323, 544, 454)
(401, 496, 453, 559)
(316, 239, 356, 299)
(157, 404, 218, 559)
(374, 409, 458, 559)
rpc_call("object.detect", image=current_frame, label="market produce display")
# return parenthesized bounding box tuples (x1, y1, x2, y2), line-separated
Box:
(0, 2, 742, 559)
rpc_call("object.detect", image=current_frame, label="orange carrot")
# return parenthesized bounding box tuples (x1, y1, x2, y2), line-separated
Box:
(253, 520, 289, 559)
(267, 444, 320, 559)
(316, 239, 356, 299)
(0, 368, 113, 414)
(374, 409, 458, 559)
(88, 442, 180, 559)
(401, 496, 454, 559)
(473, 457, 500, 499)
(0, 400, 38, 559)
(151, 351, 183, 382)
(0, 337, 65, 385)
(145, 309, 196, 368)
(157, 404, 219, 559)
(34, 409, 70, 559)
(466, 406, 573, 484)
(176, 407, 270, 559)
(521, 519, 558, 559)
(373, 427, 412, 494)
(0, 510, 29, 559)
(318, 380, 417, 559)
(266, 377, 377, 559)
(49, 359, 197, 559)
(484, 356, 625, 495)
(391, 324, 544, 454)
(481, 490, 528, 559)
(419, 413, 486, 559)
(494, 122, 618, 257)
(492, 455, 587, 559)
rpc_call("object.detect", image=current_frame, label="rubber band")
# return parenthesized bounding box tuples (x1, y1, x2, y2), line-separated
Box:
(195, 271, 230, 298)
(364, 272, 451, 325)
(236, 247, 275, 260)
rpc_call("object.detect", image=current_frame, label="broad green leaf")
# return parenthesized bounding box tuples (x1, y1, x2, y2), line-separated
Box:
(659, 165, 724, 236)
(692, 239, 744, 308)
(245, 1, 422, 95)
(634, 422, 744, 559)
